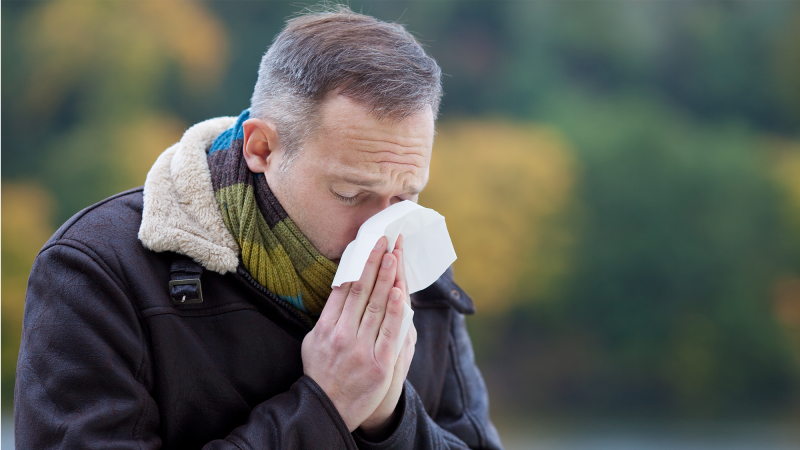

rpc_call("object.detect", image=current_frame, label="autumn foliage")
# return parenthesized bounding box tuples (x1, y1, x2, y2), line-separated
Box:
(4, 0, 800, 420)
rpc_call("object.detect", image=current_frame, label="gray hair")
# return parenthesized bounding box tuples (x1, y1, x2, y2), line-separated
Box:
(250, 5, 443, 171)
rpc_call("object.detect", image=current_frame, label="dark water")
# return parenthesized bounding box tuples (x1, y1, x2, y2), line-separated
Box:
(2, 416, 12, 449)
(3, 415, 799, 449)
(498, 422, 800, 450)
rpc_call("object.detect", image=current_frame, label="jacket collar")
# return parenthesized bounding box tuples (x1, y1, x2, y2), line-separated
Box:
(138, 116, 475, 314)
(138, 116, 241, 274)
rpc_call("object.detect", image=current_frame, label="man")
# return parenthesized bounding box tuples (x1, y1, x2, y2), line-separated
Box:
(15, 7, 503, 449)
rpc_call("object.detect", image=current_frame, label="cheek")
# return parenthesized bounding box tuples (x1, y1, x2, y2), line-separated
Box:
(331, 205, 378, 245)
(339, 207, 368, 240)
(309, 199, 363, 252)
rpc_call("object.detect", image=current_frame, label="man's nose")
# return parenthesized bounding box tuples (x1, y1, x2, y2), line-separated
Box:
(362, 195, 405, 222)
(361, 196, 399, 223)
(375, 195, 397, 211)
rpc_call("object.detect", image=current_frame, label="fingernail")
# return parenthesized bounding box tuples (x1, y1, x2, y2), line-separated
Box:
(374, 237, 384, 250)
(382, 254, 393, 268)
(390, 289, 401, 300)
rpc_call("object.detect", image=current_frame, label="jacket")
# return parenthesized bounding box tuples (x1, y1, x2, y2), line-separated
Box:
(14, 116, 504, 449)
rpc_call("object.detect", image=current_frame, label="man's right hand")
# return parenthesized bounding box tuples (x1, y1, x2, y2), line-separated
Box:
(301, 236, 406, 432)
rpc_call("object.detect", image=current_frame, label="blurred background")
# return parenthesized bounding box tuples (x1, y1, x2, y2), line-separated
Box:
(3, 1, 800, 448)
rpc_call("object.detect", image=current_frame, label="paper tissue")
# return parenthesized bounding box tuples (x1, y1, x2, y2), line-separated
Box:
(332, 200, 457, 359)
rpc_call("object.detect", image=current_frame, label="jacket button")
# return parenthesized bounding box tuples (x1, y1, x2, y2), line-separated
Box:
(450, 289, 461, 301)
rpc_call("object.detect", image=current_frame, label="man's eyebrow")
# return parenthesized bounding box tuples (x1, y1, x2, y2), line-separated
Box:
(339, 176, 423, 195)
(340, 177, 387, 188)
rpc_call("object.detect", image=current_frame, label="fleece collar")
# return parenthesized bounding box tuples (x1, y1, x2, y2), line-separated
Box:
(137, 115, 478, 315)
(138, 116, 241, 274)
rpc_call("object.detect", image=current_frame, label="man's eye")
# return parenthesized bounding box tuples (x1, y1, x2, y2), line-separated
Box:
(334, 192, 361, 205)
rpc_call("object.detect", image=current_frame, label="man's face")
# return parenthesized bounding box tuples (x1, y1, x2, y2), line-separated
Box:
(265, 95, 434, 262)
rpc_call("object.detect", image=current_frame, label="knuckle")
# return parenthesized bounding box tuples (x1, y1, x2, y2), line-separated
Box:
(387, 300, 402, 316)
(380, 325, 395, 341)
(367, 249, 382, 264)
(377, 268, 394, 283)
(331, 330, 348, 350)
(366, 299, 384, 315)
(349, 281, 365, 296)
(370, 359, 389, 376)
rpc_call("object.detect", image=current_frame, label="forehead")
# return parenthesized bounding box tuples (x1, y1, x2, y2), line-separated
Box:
(310, 95, 435, 186)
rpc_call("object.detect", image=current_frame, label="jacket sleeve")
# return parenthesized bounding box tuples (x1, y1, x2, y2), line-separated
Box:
(14, 243, 358, 449)
(352, 310, 504, 450)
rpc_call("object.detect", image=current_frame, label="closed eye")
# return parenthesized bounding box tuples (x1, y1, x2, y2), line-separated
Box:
(333, 191, 363, 205)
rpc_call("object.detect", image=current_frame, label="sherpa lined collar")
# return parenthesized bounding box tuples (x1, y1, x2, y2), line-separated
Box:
(138, 116, 241, 274)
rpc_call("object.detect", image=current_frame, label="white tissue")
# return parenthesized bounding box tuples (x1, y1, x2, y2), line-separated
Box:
(332, 200, 457, 292)
(331, 200, 457, 361)
(397, 301, 414, 359)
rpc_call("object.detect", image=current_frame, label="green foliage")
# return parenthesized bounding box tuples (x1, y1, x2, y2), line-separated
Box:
(3, 0, 800, 420)
(481, 93, 800, 416)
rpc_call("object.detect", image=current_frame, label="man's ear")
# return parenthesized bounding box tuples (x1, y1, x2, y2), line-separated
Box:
(242, 118, 282, 174)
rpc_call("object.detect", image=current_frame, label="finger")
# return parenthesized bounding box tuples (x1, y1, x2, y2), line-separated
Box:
(357, 253, 397, 343)
(374, 287, 404, 364)
(401, 325, 417, 372)
(393, 322, 416, 369)
(392, 234, 409, 304)
(318, 282, 351, 329)
(391, 339, 414, 387)
(339, 236, 387, 332)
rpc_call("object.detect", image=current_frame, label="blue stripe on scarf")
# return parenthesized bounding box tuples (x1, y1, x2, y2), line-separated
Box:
(279, 293, 305, 311)
(209, 109, 250, 155)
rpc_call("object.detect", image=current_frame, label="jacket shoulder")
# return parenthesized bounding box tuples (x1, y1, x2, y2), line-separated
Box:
(46, 187, 144, 250)
(35, 187, 177, 312)
(412, 266, 476, 315)
(38, 188, 157, 286)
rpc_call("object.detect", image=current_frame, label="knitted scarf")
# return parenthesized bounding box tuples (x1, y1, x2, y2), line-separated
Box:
(207, 110, 337, 315)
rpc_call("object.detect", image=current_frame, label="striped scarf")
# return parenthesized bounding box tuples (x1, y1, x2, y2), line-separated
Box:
(207, 109, 337, 315)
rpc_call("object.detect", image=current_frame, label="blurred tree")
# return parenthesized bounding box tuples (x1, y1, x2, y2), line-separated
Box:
(772, 276, 800, 374)
(6, 0, 228, 222)
(772, 140, 800, 235)
(422, 121, 575, 313)
(770, 139, 800, 370)
(1, 0, 229, 411)
(3, 0, 800, 423)
(1, 183, 55, 409)
(771, 10, 800, 123)
(22, 0, 226, 118)
(482, 95, 800, 416)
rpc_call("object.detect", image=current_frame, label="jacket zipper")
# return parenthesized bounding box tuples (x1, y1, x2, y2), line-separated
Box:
(237, 266, 314, 331)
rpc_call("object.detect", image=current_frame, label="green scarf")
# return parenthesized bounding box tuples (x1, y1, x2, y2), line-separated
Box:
(207, 110, 337, 315)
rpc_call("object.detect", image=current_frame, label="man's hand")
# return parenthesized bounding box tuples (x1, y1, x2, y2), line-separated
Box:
(301, 236, 407, 432)
(358, 234, 418, 440)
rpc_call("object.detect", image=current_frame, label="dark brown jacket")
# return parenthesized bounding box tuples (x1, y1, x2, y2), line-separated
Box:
(14, 117, 503, 449)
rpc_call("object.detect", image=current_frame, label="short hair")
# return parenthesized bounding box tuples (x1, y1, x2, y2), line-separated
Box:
(250, 5, 443, 171)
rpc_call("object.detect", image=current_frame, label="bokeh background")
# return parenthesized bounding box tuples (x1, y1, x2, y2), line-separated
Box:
(4, 1, 800, 448)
